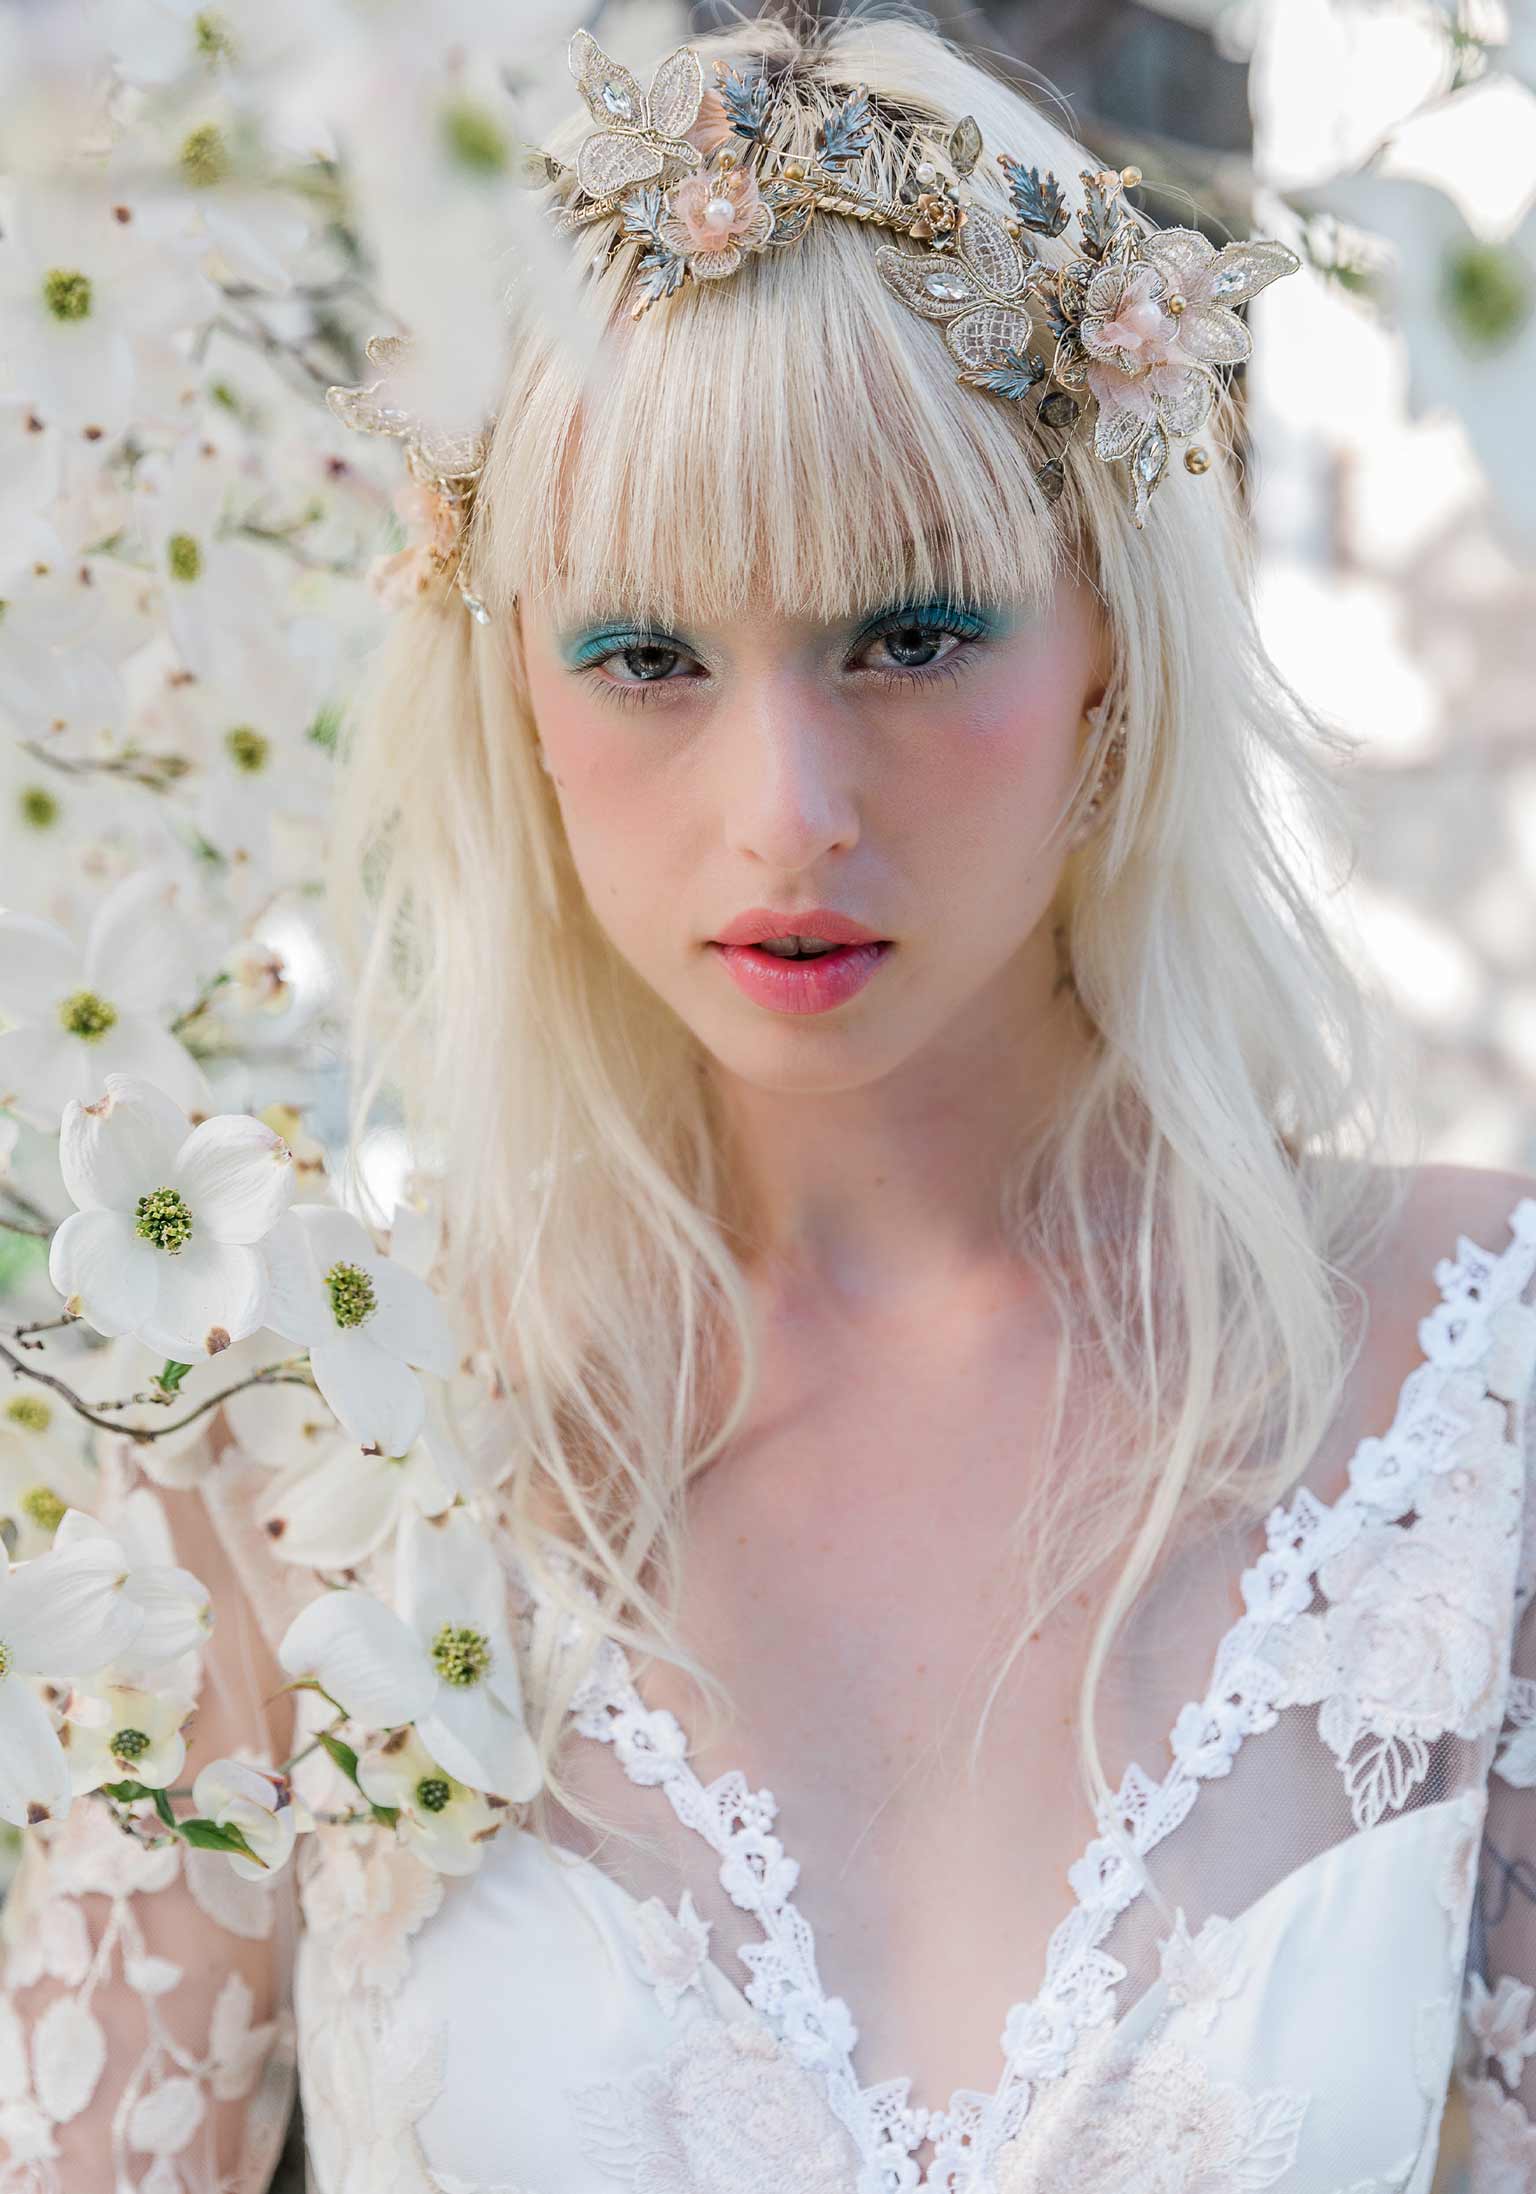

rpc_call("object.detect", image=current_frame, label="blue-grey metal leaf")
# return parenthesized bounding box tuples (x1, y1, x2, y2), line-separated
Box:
(961, 346, 1047, 401)
(717, 62, 776, 144)
(817, 86, 873, 169)
(999, 158, 1070, 238)
(621, 187, 668, 248)
(636, 247, 687, 304)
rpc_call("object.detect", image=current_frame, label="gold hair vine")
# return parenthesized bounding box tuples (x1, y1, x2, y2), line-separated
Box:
(326, 31, 1302, 610)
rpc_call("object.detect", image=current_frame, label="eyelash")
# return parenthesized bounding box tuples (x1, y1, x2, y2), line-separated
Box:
(572, 612, 991, 712)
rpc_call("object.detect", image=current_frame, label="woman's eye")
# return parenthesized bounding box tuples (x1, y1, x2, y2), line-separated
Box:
(856, 620, 969, 675)
(597, 641, 697, 686)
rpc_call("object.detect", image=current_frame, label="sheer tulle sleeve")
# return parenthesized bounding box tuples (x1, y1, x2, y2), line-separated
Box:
(1456, 1287, 1536, 2173)
(0, 1437, 302, 2194)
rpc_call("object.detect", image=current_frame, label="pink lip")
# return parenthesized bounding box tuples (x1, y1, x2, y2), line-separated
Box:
(712, 906, 885, 948)
(709, 940, 892, 1015)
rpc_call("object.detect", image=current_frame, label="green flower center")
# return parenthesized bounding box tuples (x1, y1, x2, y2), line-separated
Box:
(0, 1640, 12, 1679)
(167, 532, 203, 583)
(42, 268, 92, 322)
(324, 1260, 376, 1330)
(1442, 241, 1533, 352)
(430, 1623, 491, 1688)
(20, 784, 60, 830)
(136, 1187, 194, 1253)
(440, 99, 510, 177)
(5, 1395, 52, 1433)
(59, 989, 117, 1041)
(193, 10, 235, 60)
(111, 1728, 151, 1761)
(179, 122, 231, 188)
(19, 1487, 66, 1534)
(225, 724, 269, 772)
(415, 1775, 452, 1813)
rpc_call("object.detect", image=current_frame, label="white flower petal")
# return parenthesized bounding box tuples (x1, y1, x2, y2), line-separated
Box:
(121, 1563, 212, 1666)
(170, 1113, 295, 1244)
(0, 1679, 72, 1826)
(92, 1019, 212, 1120)
(0, 911, 80, 1021)
(364, 1257, 458, 1378)
(258, 1446, 405, 1569)
(277, 1589, 436, 1727)
(147, 1236, 269, 1356)
(82, 868, 200, 1021)
(255, 1208, 328, 1346)
(0, 1023, 81, 1130)
(57, 1074, 190, 1213)
(419, 1686, 542, 1802)
(48, 1207, 160, 1336)
(309, 1331, 426, 1455)
(7, 1534, 144, 1674)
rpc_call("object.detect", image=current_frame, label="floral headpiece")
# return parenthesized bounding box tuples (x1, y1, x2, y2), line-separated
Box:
(328, 30, 1302, 611)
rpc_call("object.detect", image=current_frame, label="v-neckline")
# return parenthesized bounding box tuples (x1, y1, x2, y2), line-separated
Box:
(541, 1195, 1536, 2193)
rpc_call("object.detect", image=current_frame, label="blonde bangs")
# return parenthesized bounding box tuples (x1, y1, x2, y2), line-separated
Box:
(474, 157, 1065, 631)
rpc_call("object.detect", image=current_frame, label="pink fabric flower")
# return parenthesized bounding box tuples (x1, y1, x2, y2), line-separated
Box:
(659, 166, 774, 279)
(682, 88, 734, 161)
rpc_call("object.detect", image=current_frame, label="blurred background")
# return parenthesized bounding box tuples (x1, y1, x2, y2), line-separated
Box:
(1, 2, 1531, 2186)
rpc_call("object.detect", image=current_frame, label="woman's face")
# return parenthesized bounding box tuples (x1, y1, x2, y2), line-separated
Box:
(516, 573, 1108, 1093)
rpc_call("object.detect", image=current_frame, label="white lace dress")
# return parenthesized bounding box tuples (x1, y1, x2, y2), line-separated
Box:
(4, 1194, 1536, 2194)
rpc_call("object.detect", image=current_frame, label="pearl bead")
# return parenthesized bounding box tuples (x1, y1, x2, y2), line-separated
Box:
(915, 161, 937, 183)
(704, 195, 735, 228)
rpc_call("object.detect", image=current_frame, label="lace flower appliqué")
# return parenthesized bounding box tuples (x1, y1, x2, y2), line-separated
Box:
(993, 2019, 1308, 2192)
(570, 2011, 861, 2194)
(625, 1888, 713, 2016)
(1155, 1909, 1249, 2038)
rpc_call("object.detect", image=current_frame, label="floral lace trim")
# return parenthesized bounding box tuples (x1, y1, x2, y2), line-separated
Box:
(542, 1196, 1536, 2192)
(0, 1800, 292, 2194)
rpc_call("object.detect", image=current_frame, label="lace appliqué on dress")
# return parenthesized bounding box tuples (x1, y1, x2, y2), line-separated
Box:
(990, 2018, 1308, 2192)
(0, 1798, 292, 2194)
(569, 2010, 864, 2194)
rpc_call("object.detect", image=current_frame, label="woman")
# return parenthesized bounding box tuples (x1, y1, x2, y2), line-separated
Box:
(5, 11, 1536, 2193)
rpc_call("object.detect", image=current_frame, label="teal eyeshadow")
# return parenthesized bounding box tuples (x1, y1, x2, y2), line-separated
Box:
(561, 625, 663, 669)
(561, 601, 1014, 667)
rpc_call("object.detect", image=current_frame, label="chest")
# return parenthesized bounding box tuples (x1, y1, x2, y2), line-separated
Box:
(543, 1313, 1310, 2120)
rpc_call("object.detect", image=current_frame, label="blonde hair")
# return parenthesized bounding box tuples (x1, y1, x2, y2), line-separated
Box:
(325, 4, 1412, 1900)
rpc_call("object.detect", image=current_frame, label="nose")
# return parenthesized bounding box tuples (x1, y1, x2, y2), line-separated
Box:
(717, 669, 861, 872)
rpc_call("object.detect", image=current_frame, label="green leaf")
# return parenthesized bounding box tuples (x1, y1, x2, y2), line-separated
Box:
(102, 1779, 153, 1803)
(152, 1787, 177, 1831)
(317, 1729, 362, 1786)
(155, 1360, 195, 1394)
(177, 1816, 268, 1867)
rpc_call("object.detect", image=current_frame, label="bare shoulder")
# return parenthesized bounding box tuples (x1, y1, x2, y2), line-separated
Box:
(1329, 1161, 1536, 1432)
(1386, 1159, 1536, 1277)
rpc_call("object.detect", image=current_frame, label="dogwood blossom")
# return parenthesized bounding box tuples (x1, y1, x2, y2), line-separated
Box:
(262, 1201, 458, 1454)
(61, 1676, 196, 1794)
(277, 1506, 542, 1800)
(0, 867, 211, 1129)
(0, 1531, 158, 1825)
(257, 1429, 455, 1568)
(0, 1388, 98, 1557)
(48, 1071, 294, 1359)
(355, 1728, 508, 1874)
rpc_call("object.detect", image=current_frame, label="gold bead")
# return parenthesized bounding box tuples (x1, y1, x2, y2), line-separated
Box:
(1120, 165, 1142, 188)
(1166, 294, 1185, 315)
(783, 158, 805, 181)
(1184, 444, 1210, 475)
(1004, 217, 1022, 236)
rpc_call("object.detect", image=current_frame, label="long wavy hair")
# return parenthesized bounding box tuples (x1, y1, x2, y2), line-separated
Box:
(324, 4, 1412, 1895)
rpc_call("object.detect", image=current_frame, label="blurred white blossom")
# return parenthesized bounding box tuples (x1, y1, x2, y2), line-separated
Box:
(0, 867, 211, 1128)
